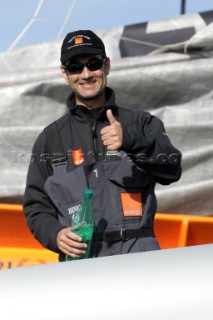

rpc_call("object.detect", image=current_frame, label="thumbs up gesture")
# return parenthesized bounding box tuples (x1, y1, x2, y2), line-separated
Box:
(100, 109, 123, 150)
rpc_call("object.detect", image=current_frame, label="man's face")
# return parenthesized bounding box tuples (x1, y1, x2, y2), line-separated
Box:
(61, 54, 110, 109)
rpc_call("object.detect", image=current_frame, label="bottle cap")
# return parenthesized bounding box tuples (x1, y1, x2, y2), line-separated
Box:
(84, 189, 93, 198)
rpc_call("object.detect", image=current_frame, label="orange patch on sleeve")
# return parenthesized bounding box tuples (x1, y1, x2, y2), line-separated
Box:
(121, 193, 142, 217)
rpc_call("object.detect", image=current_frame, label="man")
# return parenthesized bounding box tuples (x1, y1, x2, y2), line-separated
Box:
(23, 30, 182, 261)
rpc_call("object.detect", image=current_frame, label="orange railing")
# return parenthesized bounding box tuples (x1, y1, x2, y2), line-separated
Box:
(154, 213, 213, 249)
(1, 204, 213, 269)
(0, 204, 58, 269)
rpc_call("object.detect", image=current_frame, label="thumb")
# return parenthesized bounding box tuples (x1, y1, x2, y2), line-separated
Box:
(106, 109, 117, 125)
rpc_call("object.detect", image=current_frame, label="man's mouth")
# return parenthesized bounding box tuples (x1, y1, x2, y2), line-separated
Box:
(80, 80, 96, 88)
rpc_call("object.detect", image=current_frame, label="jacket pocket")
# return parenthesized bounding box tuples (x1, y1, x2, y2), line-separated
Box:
(44, 165, 87, 226)
(103, 159, 151, 226)
(106, 159, 150, 189)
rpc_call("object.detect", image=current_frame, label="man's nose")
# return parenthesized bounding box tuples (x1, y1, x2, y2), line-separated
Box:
(81, 66, 92, 78)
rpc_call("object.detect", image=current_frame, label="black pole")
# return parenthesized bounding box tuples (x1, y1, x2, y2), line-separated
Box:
(181, 0, 186, 15)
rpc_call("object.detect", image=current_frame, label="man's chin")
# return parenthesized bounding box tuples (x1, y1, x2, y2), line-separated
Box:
(77, 91, 104, 102)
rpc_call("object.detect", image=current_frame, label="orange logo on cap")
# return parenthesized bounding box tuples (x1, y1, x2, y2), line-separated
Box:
(75, 37, 83, 44)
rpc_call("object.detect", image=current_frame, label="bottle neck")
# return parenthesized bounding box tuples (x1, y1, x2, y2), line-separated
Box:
(82, 195, 93, 225)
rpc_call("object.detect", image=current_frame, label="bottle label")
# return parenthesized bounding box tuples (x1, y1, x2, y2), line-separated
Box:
(72, 212, 81, 224)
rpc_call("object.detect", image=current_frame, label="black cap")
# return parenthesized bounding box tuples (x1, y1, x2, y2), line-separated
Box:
(60, 30, 106, 64)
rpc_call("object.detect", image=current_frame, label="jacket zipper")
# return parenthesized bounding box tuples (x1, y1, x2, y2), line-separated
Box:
(91, 120, 98, 161)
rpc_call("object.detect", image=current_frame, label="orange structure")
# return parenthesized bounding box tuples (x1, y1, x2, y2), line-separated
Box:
(154, 213, 213, 249)
(0, 204, 58, 269)
(0, 203, 213, 269)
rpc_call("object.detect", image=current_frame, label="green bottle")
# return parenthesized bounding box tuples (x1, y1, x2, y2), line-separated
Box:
(66, 189, 94, 261)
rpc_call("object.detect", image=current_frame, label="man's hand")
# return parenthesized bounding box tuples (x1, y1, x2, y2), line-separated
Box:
(101, 109, 123, 150)
(57, 227, 87, 258)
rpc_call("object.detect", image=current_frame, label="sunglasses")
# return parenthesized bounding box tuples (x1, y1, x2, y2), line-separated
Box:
(64, 58, 106, 74)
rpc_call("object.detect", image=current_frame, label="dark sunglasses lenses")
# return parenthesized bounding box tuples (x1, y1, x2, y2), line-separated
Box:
(66, 59, 105, 74)
(87, 59, 104, 71)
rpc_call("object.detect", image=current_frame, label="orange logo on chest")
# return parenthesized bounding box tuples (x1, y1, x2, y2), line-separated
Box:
(121, 192, 142, 217)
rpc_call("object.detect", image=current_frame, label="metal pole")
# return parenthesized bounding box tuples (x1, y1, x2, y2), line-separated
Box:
(181, 0, 186, 15)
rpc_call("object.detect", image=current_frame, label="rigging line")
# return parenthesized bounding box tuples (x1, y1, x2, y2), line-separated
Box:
(57, 0, 78, 38)
(121, 36, 162, 49)
(7, 0, 44, 52)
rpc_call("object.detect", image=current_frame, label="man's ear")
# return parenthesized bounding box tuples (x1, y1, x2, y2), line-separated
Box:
(105, 57, 111, 75)
(60, 66, 69, 82)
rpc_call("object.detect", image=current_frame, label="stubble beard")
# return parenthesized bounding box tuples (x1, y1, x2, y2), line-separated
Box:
(75, 87, 106, 108)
